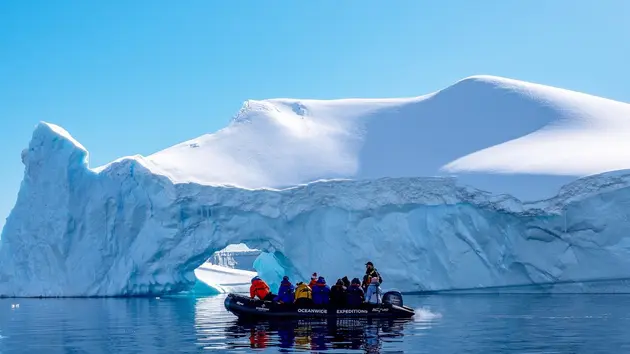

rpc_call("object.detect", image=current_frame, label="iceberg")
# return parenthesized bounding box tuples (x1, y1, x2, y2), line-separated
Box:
(2, 75, 630, 297)
(209, 244, 260, 271)
(193, 263, 256, 294)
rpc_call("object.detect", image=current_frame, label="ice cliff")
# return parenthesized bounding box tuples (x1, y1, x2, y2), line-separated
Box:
(2, 75, 630, 297)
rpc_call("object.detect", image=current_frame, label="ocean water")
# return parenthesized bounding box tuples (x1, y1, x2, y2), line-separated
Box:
(2, 294, 630, 353)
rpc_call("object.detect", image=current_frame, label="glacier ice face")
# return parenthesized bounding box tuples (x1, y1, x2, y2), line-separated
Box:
(3, 122, 630, 296)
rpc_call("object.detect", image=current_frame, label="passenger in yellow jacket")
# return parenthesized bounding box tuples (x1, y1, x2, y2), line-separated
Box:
(294, 282, 313, 306)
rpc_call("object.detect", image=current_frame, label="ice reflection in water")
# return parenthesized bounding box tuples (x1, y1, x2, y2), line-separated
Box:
(194, 295, 423, 352)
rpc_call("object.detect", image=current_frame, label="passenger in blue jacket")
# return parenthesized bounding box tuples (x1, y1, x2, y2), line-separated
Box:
(346, 278, 365, 306)
(274, 276, 295, 304)
(312, 276, 331, 305)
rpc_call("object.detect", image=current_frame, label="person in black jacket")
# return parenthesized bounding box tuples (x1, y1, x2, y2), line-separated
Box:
(346, 278, 365, 307)
(329, 279, 347, 307)
(362, 261, 382, 291)
(341, 276, 351, 289)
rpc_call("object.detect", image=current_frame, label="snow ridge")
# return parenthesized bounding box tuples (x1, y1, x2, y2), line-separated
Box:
(135, 75, 630, 201)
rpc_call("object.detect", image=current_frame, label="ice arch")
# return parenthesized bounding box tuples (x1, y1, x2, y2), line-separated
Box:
(3, 123, 630, 297)
(0, 125, 306, 296)
(192, 245, 287, 296)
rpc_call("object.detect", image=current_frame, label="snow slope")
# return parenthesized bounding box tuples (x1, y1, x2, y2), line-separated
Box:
(3, 75, 630, 296)
(145, 75, 630, 200)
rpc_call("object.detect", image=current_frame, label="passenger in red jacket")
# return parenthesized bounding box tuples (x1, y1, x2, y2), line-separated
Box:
(250, 276, 274, 301)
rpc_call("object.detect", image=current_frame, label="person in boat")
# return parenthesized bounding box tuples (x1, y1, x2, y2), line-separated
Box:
(365, 277, 383, 304)
(346, 277, 365, 306)
(312, 276, 331, 305)
(329, 278, 347, 307)
(274, 276, 295, 304)
(362, 261, 382, 291)
(250, 276, 275, 301)
(308, 273, 318, 289)
(341, 276, 351, 288)
(294, 281, 313, 306)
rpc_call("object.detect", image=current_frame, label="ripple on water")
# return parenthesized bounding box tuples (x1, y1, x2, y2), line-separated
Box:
(3, 294, 630, 353)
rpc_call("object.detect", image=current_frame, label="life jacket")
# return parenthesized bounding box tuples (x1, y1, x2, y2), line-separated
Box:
(308, 279, 318, 289)
(250, 279, 270, 300)
(363, 268, 382, 288)
(295, 283, 312, 300)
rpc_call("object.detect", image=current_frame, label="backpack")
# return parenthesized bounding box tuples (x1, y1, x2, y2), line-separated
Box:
(295, 284, 312, 300)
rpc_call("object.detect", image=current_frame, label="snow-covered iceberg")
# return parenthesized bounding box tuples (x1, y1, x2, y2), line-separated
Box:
(2, 75, 630, 297)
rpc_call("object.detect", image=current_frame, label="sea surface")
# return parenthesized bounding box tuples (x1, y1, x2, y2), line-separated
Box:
(2, 294, 630, 353)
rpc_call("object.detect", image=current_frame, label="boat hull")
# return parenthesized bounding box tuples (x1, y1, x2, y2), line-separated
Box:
(224, 293, 415, 319)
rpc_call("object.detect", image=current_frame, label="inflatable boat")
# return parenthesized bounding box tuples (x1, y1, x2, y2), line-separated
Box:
(224, 291, 415, 319)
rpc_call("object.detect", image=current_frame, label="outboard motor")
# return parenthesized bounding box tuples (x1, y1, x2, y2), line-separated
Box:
(382, 290, 404, 307)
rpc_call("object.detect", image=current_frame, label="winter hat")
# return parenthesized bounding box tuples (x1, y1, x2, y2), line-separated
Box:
(351, 277, 361, 285)
(282, 276, 290, 283)
(317, 276, 326, 284)
(311, 272, 318, 279)
(251, 276, 260, 283)
(336, 279, 343, 286)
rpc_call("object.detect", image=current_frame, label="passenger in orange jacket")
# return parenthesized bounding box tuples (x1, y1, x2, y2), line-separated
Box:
(250, 276, 274, 301)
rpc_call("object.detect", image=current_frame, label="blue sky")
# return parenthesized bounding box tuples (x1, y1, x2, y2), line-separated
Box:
(1, 0, 629, 230)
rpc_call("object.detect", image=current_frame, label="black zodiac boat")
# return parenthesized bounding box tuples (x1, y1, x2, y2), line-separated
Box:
(224, 291, 415, 319)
